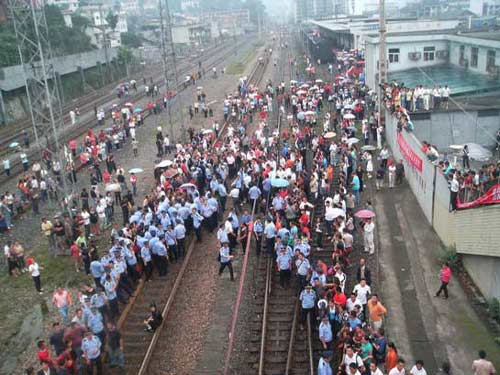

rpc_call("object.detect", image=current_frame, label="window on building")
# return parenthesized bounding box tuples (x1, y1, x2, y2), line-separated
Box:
(459, 45, 465, 61)
(388, 48, 400, 63)
(423, 46, 435, 61)
(471, 47, 479, 67)
(487, 50, 496, 71)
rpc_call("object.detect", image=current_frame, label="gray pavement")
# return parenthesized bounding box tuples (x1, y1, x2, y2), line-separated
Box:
(374, 181, 500, 374)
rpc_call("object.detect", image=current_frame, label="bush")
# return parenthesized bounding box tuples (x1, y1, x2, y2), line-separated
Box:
(438, 246, 461, 271)
(494, 337, 500, 346)
(489, 298, 500, 320)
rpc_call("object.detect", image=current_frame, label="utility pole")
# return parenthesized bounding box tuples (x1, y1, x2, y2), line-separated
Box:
(98, 4, 113, 84)
(9, 0, 73, 217)
(164, 0, 187, 143)
(158, 0, 173, 139)
(378, 0, 387, 129)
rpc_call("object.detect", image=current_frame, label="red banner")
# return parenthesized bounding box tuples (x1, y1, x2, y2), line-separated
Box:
(457, 183, 500, 209)
(397, 132, 422, 172)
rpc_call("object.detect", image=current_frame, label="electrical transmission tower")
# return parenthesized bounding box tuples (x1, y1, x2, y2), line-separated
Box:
(159, 0, 186, 143)
(9, 0, 72, 215)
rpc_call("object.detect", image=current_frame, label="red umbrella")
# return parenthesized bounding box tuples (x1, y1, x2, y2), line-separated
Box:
(354, 209, 376, 219)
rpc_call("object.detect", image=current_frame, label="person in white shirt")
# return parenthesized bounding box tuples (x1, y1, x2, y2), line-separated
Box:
(341, 346, 365, 374)
(353, 278, 371, 319)
(449, 174, 459, 212)
(389, 359, 406, 375)
(388, 163, 396, 188)
(346, 292, 362, 313)
(441, 85, 450, 109)
(369, 362, 384, 375)
(363, 218, 375, 255)
(410, 360, 427, 375)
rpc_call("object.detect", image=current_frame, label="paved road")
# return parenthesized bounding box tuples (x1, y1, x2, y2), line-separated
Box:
(375, 182, 500, 374)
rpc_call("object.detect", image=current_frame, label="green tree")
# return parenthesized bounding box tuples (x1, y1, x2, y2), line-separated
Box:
(106, 11, 119, 31)
(117, 46, 134, 64)
(120, 32, 143, 48)
(0, 24, 21, 68)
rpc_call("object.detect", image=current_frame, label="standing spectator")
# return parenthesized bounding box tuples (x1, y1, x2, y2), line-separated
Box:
(106, 321, 125, 370)
(52, 287, 72, 325)
(27, 257, 43, 294)
(367, 294, 387, 330)
(435, 262, 451, 299)
(3, 158, 10, 176)
(472, 350, 496, 375)
(218, 242, 234, 281)
(388, 162, 396, 189)
(36, 362, 55, 375)
(130, 173, 137, 196)
(318, 316, 333, 350)
(449, 173, 459, 212)
(410, 360, 427, 375)
(395, 160, 405, 185)
(462, 145, 470, 170)
(388, 358, 406, 375)
(20, 152, 29, 172)
(363, 218, 375, 255)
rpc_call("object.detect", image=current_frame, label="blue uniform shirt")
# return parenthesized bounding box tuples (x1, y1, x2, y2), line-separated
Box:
(264, 222, 276, 238)
(219, 246, 231, 263)
(174, 224, 186, 239)
(277, 252, 291, 270)
(88, 311, 104, 333)
(248, 185, 261, 200)
(300, 289, 316, 309)
(319, 322, 333, 342)
(90, 261, 105, 279)
(82, 335, 102, 360)
(141, 246, 152, 262)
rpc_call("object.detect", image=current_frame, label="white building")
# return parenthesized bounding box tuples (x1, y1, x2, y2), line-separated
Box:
(181, 0, 200, 11)
(470, 0, 500, 16)
(78, 5, 128, 48)
(363, 30, 500, 88)
(46, 0, 78, 12)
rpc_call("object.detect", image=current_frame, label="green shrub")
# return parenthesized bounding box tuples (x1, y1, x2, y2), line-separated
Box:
(438, 246, 461, 271)
(493, 337, 500, 346)
(489, 298, 500, 320)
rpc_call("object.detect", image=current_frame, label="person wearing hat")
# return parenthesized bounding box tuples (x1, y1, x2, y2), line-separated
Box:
(276, 246, 292, 288)
(299, 285, 316, 328)
(218, 242, 234, 281)
(82, 331, 102, 375)
(27, 257, 43, 294)
(318, 351, 333, 375)
(319, 315, 333, 350)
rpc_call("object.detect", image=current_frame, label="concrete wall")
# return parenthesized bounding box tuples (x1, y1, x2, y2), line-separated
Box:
(463, 254, 500, 299)
(385, 110, 500, 299)
(412, 110, 500, 151)
(385, 111, 435, 223)
(0, 48, 118, 92)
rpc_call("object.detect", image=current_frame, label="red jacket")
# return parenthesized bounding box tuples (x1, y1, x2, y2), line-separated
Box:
(440, 266, 452, 283)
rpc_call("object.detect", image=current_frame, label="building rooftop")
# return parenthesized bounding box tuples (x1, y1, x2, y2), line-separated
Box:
(388, 65, 500, 97)
(456, 31, 500, 42)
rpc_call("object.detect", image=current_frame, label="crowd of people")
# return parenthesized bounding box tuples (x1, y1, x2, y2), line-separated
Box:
(1, 39, 497, 375)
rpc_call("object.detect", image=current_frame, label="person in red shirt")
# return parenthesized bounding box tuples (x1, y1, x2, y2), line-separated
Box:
(37, 340, 53, 366)
(68, 140, 77, 157)
(70, 242, 81, 272)
(102, 170, 111, 184)
(333, 286, 347, 307)
(435, 262, 452, 299)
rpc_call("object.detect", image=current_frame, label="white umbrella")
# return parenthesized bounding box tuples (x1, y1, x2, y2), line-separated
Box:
(105, 183, 121, 192)
(361, 145, 376, 151)
(315, 79, 323, 83)
(305, 110, 316, 116)
(296, 90, 307, 95)
(324, 132, 336, 139)
(343, 113, 356, 120)
(128, 168, 144, 174)
(347, 137, 360, 145)
(155, 160, 173, 168)
(180, 183, 197, 189)
(300, 83, 310, 88)
(202, 129, 213, 135)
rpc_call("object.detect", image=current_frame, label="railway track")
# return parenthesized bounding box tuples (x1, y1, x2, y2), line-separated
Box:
(0, 36, 253, 183)
(0, 42, 223, 148)
(118, 46, 271, 375)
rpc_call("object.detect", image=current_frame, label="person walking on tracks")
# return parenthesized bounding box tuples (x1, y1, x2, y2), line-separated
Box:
(82, 331, 103, 375)
(435, 262, 451, 299)
(218, 242, 234, 281)
(276, 246, 292, 288)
